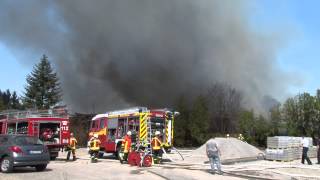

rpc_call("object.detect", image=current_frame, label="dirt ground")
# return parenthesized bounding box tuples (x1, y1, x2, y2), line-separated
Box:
(0, 148, 241, 180)
(1, 148, 319, 180)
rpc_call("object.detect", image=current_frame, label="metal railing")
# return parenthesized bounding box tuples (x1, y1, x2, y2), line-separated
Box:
(0, 109, 69, 120)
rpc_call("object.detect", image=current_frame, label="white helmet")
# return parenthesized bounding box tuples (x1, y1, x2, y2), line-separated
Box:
(155, 131, 160, 136)
(127, 131, 132, 136)
(93, 134, 98, 138)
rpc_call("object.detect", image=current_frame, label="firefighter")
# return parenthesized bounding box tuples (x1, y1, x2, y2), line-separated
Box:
(89, 133, 101, 163)
(120, 131, 132, 163)
(151, 131, 163, 162)
(66, 132, 77, 161)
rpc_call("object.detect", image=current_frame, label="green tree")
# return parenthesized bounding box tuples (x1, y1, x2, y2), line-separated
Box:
(239, 110, 255, 144)
(10, 91, 20, 109)
(0, 98, 5, 111)
(1, 89, 11, 108)
(174, 95, 191, 147)
(282, 97, 298, 136)
(314, 91, 320, 138)
(24, 55, 62, 109)
(254, 115, 270, 147)
(189, 95, 210, 146)
(270, 104, 281, 136)
(282, 92, 319, 138)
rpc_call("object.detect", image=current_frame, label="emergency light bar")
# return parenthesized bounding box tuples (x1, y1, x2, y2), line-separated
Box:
(107, 107, 148, 116)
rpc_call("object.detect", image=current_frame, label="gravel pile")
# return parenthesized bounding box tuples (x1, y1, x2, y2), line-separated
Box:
(186, 137, 264, 163)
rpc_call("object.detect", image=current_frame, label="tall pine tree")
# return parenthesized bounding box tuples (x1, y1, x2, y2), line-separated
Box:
(11, 91, 20, 109)
(0, 97, 5, 111)
(24, 55, 62, 109)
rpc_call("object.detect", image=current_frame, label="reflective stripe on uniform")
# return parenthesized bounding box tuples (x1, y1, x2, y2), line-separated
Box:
(69, 137, 77, 149)
(122, 135, 131, 153)
(152, 137, 162, 150)
(90, 139, 101, 151)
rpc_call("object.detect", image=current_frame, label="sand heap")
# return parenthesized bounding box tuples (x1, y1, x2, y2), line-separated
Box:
(186, 138, 264, 164)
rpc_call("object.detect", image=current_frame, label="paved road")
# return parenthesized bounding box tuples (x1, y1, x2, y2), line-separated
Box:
(0, 150, 242, 180)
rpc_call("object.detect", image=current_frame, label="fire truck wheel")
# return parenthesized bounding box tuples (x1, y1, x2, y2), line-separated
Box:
(127, 152, 136, 166)
(136, 153, 142, 167)
(143, 155, 152, 167)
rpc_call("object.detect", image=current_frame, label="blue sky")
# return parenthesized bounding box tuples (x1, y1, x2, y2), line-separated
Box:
(0, 43, 30, 96)
(1, 0, 320, 97)
(251, 0, 320, 95)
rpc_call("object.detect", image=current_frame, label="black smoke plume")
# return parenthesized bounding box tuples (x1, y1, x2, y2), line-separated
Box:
(0, 0, 293, 112)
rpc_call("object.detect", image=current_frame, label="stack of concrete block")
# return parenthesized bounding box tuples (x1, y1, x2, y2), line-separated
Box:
(267, 136, 306, 148)
(265, 148, 299, 161)
(265, 136, 314, 161)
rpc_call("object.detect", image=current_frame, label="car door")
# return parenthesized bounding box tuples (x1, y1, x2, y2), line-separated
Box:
(0, 136, 9, 156)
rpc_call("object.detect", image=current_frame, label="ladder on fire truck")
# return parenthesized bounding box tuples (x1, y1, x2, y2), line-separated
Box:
(0, 108, 67, 136)
(0, 109, 68, 119)
(138, 111, 153, 155)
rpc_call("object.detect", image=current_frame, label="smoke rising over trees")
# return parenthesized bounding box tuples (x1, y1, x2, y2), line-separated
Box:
(0, 0, 295, 112)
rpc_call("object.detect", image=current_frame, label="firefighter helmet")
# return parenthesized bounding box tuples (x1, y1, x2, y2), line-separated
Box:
(155, 131, 160, 136)
(127, 131, 132, 136)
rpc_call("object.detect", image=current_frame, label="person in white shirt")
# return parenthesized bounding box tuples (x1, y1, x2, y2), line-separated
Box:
(301, 137, 312, 165)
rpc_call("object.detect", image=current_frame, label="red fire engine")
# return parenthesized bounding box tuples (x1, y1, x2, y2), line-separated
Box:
(88, 107, 178, 159)
(0, 108, 70, 160)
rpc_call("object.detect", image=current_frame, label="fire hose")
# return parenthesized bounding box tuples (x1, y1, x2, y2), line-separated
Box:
(154, 160, 320, 180)
(160, 146, 184, 162)
(161, 147, 173, 162)
(171, 147, 184, 160)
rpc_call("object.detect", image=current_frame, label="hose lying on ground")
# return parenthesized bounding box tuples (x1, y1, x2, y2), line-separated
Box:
(171, 147, 184, 160)
(161, 147, 174, 162)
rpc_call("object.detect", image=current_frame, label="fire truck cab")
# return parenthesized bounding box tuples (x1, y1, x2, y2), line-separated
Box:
(0, 108, 70, 160)
(89, 107, 178, 157)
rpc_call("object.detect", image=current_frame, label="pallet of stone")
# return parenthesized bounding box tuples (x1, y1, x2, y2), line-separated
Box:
(267, 136, 298, 148)
(265, 148, 298, 161)
(267, 136, 312, 149)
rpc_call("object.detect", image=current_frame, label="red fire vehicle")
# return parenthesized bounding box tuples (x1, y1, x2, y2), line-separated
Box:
(0, 108, 70, 160)
(88, 107, 179, 158)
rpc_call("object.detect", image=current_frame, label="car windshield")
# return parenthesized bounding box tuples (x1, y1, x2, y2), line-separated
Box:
(15, 136, 43, 145)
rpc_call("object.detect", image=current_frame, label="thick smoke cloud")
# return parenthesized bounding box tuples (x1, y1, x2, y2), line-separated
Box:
(0, 0, 292, 112)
